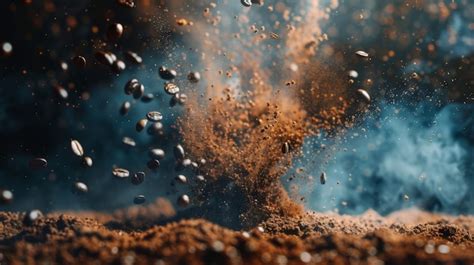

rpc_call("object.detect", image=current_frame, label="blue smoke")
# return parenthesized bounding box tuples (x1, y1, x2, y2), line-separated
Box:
(299, 103, 473, 215)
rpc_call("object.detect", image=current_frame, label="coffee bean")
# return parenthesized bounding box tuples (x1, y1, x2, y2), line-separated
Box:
(355, 50, 369, 57)
(282, 142, 290, 154)
(73, 182, 88, 194)
(177, 194, 190, 207)
(124, 51, 143, 64)
(149, 149, 165, 160)
(241, 0, 252, 7)
(136, 119, 148, 132)
(181, 158, 192, 167)
(147, 122, 164, 136)
(320, 172, 327, 185)
(124, 79, 139, 95)
(23, 209, 43, 225)
(176, 174, 187, 184)
(251, 0, 264, 5)
(70, 139, 84, 157)
(187, 72, 201, 83)
(348, 70, 358, 79)
(122, 136, 136, 147)
(72, 56, 86, 68)
(120, 101, 131, 115)
(134, 195, 146, 204)
(112, 60, 126, 73)
(29, 158, 48, 170)
(0, 189, 13, 204)
(164, 82, 179, 95)
(82, 156, 93, 167)
(54, 85, 68, 100)
(158, 66, 177, 80)
(146, 111, 163, 122)
(131, 172, 145, 185)
(147, 159, 160, 170)
(174, 144, 185, 160)
(95, 51, 115, 66)
(170, 93, 187, 106)
(107, 23, 124, 41)
(112, 168, 130, 179)
(196, 175, 205, 182)
(356, 89, 371, 103)
(132, 83, 145, 99)
(117, 0, 135, 8)
(141, 93, 154, 103)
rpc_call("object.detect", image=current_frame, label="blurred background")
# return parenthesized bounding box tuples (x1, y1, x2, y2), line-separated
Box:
(0, 0, 473, 218)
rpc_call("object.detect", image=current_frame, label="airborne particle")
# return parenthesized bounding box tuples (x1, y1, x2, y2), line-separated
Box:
(23, 210, 43, 225)
(164, 82, 180, 95)
(54, 86, 68, 99)
(146, 111, 163, 122)
(112, 168, 130, 179)
(29, 158, 48, 170)
(174, 144, 185, 160)
(187, 72, 201, 83)
(133, 195, 146, 204)
(241, 0, 252, 7)
(122, 136, 136, 147)
(178, 194, 190, 207)
(120, 101, 131, 115)
(158, 66, 177, 80)
(82, 156, 93, 167)
(2, 42, 13, 54)
(136, 119, 148, 132)
(147, 159, 160, 170)
(72, 56, 87, 68)
(320, 172, 327, 185)
(355, 50, 369, 57)
(149, 148, 165, 160)
(72, 182, 88, 194)
(0, 189, 13, 204)
(356, 89, 371, 103)
(70, 139, 84, 157)
(107, 23, 124, 41)
(131, 172, 145, 185)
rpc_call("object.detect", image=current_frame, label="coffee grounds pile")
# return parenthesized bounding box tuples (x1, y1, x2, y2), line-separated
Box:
(0, 205, 472, 265)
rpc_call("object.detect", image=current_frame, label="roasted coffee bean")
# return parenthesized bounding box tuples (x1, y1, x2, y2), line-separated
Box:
(54, 85, 68, 99)
(320, 172, 327, 185)
(136, 119, 148, 132)
(141, 93, 154, 103)
(170, 93, 187, 107)
(147, 122, 164, 136)
(158, 66, 177, 80)
(112, 60, 126, 73)
(82, 156, 93, 167)
(112, 168, 130, 178)
(147, 159, 160, 170)
(187, 72, 201, 83)
(0, 189, 13, 204)
(95, 51, 115, 66)
(23, 209, 43, 225)
(176, 174, 187, 184)
(117, 0, 135, 8)
(107, 23, 124, 41)
(149, 149, 165, 160)
(70, 139, 84, 157)
(131, 172, 145, 185)
(146, 111, 163, 122)
(348, 70, 358, 79)
(73, 182, 88, 194)
(181, 159, 192, 167)
(124, 51, 143, 64)
(196, 175, 205, 182)
(356, 89, 371, 103)
(174, 144, 185, 160)
(29, 158, 48, 170)
(120, 101, 131, 115)
(124, 79, 139, 95)
(72, 56, 86, 68)
(164, 82, 179, 95)
(355, 50, 369, 57)
(132, 83, 145, 99)
(251, 0, 264, 5)
(122, 136, 136, 147)
(241, 0, 252, 7)
(134, 195, 146, 204)
(178, 194, 190, 207)
(282, 142, 290, 154)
